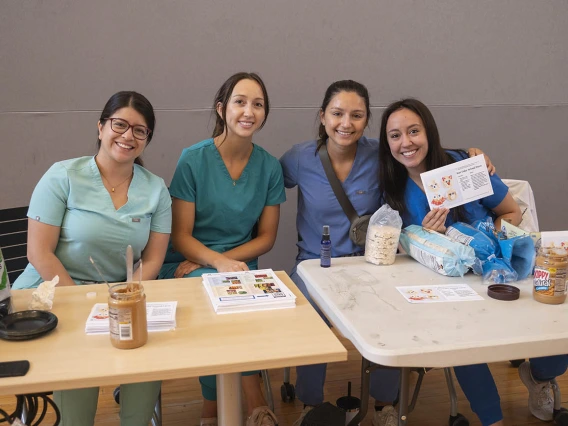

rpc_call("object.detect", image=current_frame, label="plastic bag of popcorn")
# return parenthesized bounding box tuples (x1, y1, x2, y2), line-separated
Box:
(365, 205, 403, 265)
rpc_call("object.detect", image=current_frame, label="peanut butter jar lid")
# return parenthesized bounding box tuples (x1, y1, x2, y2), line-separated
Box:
(487, 284, 520, 301)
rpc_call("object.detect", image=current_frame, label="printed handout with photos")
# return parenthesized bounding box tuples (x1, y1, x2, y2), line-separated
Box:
(396, 284, 484, 304)
(420, 154, 493, 210)
(202, 269, 296, 314)
(85, 301, 177, 334)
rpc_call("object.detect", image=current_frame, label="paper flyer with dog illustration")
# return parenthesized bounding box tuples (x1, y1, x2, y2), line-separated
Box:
(420, 154, 494, 210)
(201, 269, 297, 314)
(396, 284, 484, 303)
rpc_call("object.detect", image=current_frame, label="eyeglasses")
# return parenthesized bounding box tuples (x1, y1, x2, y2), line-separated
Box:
(106, 118, 151, 140)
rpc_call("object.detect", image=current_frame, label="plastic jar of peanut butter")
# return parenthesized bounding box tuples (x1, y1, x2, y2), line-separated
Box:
(108, 283, 148, 349)
(533, 248, 567, 305)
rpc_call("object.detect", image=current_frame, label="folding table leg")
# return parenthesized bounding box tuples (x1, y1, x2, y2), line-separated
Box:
(348, 360, 411, 426)
(347, 357, 372, 426)
(398, 367, 411, 426)
(444, 368, 459, 416)
(217, 373, 243, 426)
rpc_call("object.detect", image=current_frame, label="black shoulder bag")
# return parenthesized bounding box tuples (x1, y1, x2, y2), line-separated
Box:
(318, 145, 370, 247)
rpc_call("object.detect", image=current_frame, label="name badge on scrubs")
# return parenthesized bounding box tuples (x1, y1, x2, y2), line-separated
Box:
(132, 218, 141, 223)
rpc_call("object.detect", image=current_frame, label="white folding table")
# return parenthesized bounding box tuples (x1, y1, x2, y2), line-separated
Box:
(298, 255, 568, 425)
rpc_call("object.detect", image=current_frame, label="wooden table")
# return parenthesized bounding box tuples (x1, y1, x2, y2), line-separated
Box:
(298, 256, 568, 425)
(0, 273, 347, 426)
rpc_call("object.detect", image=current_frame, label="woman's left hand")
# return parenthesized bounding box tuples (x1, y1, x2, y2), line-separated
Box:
(422, 208, 450, 233)
(468, 148, 495, 175)
(174, 260, 202, 278)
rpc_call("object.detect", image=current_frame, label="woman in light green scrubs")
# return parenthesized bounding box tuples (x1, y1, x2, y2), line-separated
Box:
(13, 91, 172, 426)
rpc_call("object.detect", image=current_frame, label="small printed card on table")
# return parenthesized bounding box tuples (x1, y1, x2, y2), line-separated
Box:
(396, 284, 484, 303)
(85, 301, 177, 334)
(420, 154, 493, 210)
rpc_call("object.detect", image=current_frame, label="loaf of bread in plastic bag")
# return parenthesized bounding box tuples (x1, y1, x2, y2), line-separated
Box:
(399, 225, 478, 277)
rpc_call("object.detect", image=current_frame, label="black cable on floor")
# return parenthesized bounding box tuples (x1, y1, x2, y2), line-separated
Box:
(0, 393, 60, 425)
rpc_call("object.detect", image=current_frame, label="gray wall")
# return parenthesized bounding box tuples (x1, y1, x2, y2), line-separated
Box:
(1, 0, 567, 273)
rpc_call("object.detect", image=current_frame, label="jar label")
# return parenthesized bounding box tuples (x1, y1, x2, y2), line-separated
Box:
(556, 279, 567, 296)
(533, 268, 551, 292)
(109, 306, 133, 341)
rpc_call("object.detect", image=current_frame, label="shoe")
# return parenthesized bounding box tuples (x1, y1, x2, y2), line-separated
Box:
(518, 361, 554, 421)
(200, 418, 218, 426)
(246, 406, 278, 426)
(372, 405, 398, 426)
(293, 405, 313, 426)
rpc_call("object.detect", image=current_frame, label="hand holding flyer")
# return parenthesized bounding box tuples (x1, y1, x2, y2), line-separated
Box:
(420, 154, 493, 210)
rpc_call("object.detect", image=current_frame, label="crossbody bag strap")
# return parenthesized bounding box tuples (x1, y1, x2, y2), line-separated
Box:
(318, 144, 359, 224)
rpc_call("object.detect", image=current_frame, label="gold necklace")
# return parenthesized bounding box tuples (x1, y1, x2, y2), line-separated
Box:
(100, 171, 133, 193)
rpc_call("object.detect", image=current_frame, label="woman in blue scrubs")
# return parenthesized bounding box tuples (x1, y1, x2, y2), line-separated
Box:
(281, 82, 493, 426)
(281, 80, 401, 426)
(160, 72, 284, 426)
(378, 98, 567, 426)
(13, 91, 172, 426)
(379, 98, 519, 234)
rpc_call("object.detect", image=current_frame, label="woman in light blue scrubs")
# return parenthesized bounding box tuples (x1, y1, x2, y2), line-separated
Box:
(13, 91, 172, 426)
(378, 98, 567, 426)
(159, 73, 284, 426)
(281, 80, 403, 426)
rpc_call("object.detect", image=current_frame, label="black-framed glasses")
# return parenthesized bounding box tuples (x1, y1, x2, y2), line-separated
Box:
(106, 118, 151, 140)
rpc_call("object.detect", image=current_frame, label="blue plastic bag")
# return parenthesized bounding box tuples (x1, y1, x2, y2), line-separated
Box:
(446, 222, 496, 261)
(470, 218, 535, 281)
(498, 235, 535, 279)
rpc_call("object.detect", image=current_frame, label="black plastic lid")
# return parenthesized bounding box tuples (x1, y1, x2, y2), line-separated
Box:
(487, 284, 520, 301)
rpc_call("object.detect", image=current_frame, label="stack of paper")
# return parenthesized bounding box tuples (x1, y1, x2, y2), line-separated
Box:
(85, 301, 177, 335)
(202, 269, 296, 314)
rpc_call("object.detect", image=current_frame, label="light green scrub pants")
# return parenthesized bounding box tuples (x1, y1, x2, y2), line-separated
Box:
(54, 381, 161, 426)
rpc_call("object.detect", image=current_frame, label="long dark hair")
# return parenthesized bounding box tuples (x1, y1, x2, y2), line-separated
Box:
(212, 72, 270, 141)
(316, 80, 371, 152)
(98, 91, 155, 167)
(378, 98, 468, 223)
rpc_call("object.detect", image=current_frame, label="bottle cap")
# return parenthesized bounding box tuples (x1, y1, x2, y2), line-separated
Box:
(487, 284, 520, 301)
(323, 225, 330, 235)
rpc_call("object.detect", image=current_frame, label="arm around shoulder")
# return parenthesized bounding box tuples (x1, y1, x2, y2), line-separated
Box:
(279, 144, 301, 189)
(492, 192, 522, 230)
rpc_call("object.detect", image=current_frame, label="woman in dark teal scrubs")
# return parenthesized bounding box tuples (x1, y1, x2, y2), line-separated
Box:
(160, 73, 284, 426)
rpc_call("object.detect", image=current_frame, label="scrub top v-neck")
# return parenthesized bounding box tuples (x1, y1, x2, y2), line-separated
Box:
(13, 156, 172, 289)
(162, 138, 285, 269)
